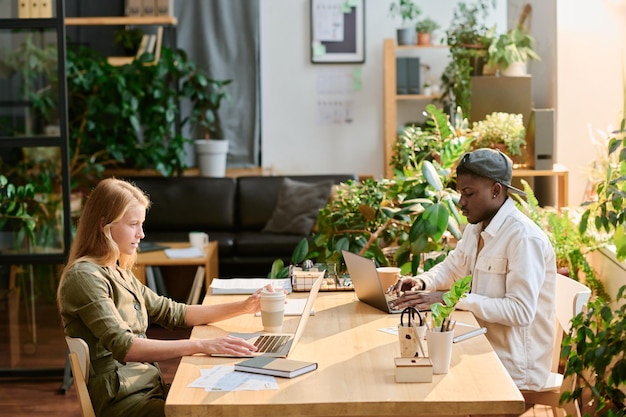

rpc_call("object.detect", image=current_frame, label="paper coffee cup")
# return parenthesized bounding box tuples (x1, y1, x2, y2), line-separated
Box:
(189, 231, 208, 249)
(260, 290, 286, 332)
(377, 266, 401, 290)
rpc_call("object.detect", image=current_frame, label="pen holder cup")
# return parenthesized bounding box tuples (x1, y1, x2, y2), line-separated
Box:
(398, 324, 426, 358)
(426, 329, 454, 374)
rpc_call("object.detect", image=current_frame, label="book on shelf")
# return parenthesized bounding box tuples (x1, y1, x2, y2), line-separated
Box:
(135, 34, 149, 58)
(186, 266, 205, 305)
(234, 357, 318, 379)
(396, 57, 408, 95)
(407, 57, 421, 94)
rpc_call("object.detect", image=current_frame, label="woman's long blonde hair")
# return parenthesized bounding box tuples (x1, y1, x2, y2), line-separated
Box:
(60, 178, 151, 278)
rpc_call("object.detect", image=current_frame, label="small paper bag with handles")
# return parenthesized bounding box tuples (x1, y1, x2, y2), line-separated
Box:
(398, 307, 426, 358)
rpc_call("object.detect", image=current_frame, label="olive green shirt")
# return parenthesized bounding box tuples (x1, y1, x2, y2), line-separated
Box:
(58, 262, 187, 417)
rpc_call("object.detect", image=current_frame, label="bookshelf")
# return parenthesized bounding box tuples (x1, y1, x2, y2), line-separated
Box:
(382, 38, 448, 178)
(65, 16, 177, 66)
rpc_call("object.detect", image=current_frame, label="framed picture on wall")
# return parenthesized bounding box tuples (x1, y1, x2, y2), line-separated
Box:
(310, 0, 365, 64)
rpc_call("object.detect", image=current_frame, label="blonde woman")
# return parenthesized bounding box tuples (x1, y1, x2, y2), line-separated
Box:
(58, 178, 266, 417)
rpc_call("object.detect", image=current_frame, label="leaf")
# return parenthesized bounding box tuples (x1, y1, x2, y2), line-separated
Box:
(291, 239, 309, 265)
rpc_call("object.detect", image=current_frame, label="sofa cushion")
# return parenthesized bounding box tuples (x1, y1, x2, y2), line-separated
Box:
(236, 175, 358, 231)
(262, 178, 332, 235)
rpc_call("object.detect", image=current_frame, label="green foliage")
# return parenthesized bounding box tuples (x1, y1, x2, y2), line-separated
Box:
(439, 0, 495, 114)
(388, 0, 421, 27)
(487, 26, 541, 70)
(560, 286, 626, 416)
(472, 112, 526, 157)
(113, 28, 144, 53)
(65, 45, 232, 189)
(0, 33, 58, 134)
(295, 106, 472, 276)
(180, 53, 232, 140)
(0, 174, 37, 248)
(415, 17, 439, 34)
(430, 275, 472, 328)
(514, 180, 609, 300)
(580, 127, 626, 262)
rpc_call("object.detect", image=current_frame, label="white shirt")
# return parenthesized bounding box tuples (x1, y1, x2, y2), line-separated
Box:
(419, 197, 556, 390)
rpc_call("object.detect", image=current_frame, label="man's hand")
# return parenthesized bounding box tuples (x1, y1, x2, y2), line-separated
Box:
(391, 290, 445, 311)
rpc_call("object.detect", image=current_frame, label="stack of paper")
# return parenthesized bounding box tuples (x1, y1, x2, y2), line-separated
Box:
(210, 278, 292, 294)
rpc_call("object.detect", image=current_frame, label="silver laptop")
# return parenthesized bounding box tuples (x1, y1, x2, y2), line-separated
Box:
(214, 275, 324, 358)
(342, 250, 404, 314)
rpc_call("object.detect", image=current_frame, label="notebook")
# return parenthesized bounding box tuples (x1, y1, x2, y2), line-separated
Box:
(343, 250, 408, 314)
(213, 275, 323, 358)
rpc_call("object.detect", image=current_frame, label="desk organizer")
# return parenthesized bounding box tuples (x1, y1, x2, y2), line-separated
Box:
(291, 270, 325, 291)
(394, 357, 433, 382)
(291, 267, 353, 292)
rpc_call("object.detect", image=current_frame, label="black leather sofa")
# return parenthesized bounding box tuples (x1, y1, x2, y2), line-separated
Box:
(126, 175, 358, 277)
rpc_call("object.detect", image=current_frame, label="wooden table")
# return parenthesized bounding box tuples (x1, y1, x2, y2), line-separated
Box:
(165, 292, 525, 417)
(134, 241, 218, 294)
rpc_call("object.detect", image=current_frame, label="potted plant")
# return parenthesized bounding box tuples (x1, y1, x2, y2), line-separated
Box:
(429, 275, 472, 329)
(273, 105, 473, 277)
(471, 112, 527, 164)
(389, 0, 421, 46)
(180, 51, 232, 178)
(560, 285, 626, 416)
(439, 0, 495, 115)
(415, 17, 440, 46)
(487, 4, 541, 76)
(487, 26, 541, 76)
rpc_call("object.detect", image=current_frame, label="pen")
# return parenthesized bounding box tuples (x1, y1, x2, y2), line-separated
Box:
(453, 327, 487, 343)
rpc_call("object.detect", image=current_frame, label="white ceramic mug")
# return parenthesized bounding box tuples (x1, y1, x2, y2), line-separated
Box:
(260, 290, 286, 332)
(189, 231, 209, 249)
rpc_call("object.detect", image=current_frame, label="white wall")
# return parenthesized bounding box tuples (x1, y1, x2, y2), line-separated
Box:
(556, 0, 626, 206)
(261, 0, 626, 208)
(260, 0, 505, 178)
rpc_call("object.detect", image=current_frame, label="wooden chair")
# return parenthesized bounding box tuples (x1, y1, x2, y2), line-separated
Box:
(521, 273, 590, 417)
(65, 336, 96, 417)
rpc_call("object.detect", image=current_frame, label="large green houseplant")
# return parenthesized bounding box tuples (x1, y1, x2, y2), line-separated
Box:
(270, 105, 473, 278)
(560, 285, 626, 417)
(179, 51, 232, 177)
(440, 0, 495, 115)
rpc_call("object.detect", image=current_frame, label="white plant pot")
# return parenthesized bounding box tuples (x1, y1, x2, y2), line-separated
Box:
(194, 139, 229, 177)
(502, 61, 527, 76)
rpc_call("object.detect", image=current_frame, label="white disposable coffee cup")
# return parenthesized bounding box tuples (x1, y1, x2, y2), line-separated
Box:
(260, 290, 286, 333)
(189, 231, 208, 249)
(377, 266, 401, 290)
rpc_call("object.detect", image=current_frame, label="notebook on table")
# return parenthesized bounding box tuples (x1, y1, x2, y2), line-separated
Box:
(343, 250, 429, 314)
(212, 275, 323, 358)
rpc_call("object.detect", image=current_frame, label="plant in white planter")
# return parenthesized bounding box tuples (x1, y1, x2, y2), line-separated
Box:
(181, 55, 232, 177)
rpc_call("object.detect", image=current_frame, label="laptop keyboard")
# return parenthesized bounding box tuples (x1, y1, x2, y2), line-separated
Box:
(254, 335, 290, 353)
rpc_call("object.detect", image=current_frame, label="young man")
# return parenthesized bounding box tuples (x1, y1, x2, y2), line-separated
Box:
(390, 148, 556, 391)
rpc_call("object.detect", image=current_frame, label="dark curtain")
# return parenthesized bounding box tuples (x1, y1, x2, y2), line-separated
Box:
(175, 0, 260, 168)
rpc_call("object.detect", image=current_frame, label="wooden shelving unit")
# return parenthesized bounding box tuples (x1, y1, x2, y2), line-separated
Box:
(382, 38, 448, 178)
(65, 16, 177, 66)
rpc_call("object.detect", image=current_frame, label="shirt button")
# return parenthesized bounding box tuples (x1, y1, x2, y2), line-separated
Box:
(138, 334, 146, 339)
(134, 303, 140, 310)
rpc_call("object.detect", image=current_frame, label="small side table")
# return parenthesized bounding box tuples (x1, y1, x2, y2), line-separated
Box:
(134, 241, 219, 298)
